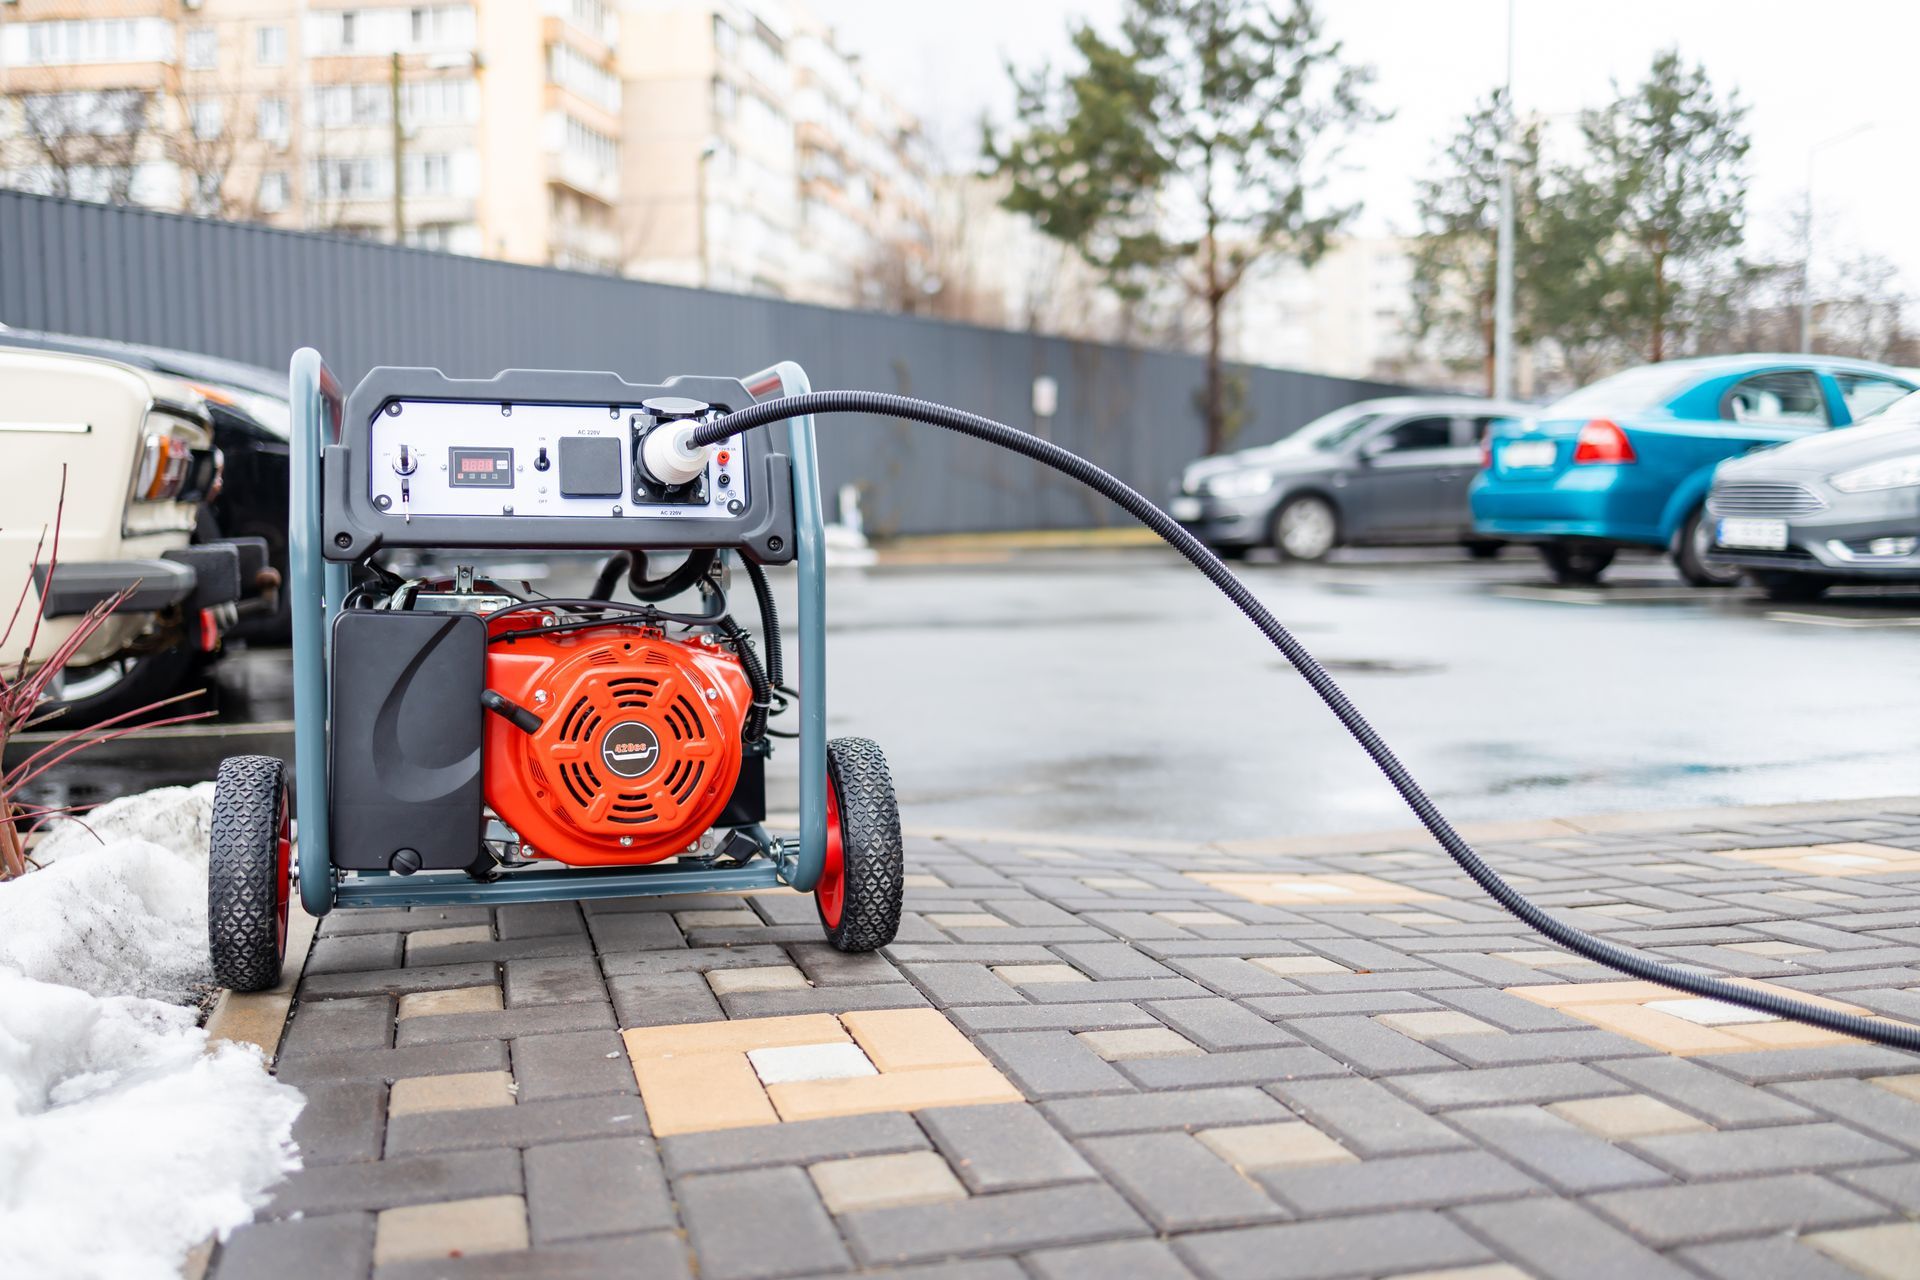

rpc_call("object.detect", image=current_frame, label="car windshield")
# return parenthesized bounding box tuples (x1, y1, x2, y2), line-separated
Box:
(1547, 366, 1695, 416)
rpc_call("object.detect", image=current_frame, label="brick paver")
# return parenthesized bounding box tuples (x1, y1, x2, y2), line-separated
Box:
(210, 802, 1920, 1279)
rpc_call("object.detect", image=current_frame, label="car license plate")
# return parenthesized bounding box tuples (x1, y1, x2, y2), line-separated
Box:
(1169, 496, 1203, 521)
(1717, 518, 1788, 550)
(1501, 440, 1556, 469)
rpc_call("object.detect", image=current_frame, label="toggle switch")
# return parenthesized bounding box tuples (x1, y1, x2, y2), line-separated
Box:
(534, 446, 551, 472)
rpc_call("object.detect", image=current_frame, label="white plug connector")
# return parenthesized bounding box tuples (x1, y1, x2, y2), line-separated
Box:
(641, 419, 717, 487)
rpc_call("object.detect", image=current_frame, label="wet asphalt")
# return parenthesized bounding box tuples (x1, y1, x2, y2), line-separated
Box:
(17, 546, 1919, 842)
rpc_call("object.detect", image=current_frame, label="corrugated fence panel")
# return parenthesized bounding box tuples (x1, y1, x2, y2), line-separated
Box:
(0, 190, 1412, 535)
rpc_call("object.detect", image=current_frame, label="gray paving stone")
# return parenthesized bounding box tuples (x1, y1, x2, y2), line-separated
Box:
(1282, 1015, 1461, 1075)
(1303, 938, 1432, 972)
(1835, 1159, 1920, 1210)
(1775, 1076, 1920, 1151)
(1143, 998, 1296, 1051)
(510, 1029, 637, 1101)
(1625, 1121, 1904, 1179)
(304, 932, 405, 976)
(584, 910, 690, 953)
(947, 1002, 1160, 1034)
(214, 1211, 373, 1280)
(840, 1182, 1148, 1267)
(1594, 1055, 1816, 1128)
(1024, 1239, 1196, 1280)
(524, 1136, 674, 1244)
(1043, 1087, 1290, 1137)
(1081, 1131, 1286, 1231)
(1446, 1105, 1671, 1193)
(976, 1030, 1132, 1097)
(300, 961, 499, 1001)
(280, 995, 392, 1058)
(275, 1039, 507, 1087)
(1452, 1197, 1692, 1280)
(719, 983, 928, 1018)
(1427, 1028, 1650, 1068)
(1244, 992, 1444, 1018)
(609, 969, 725, 1027)
(661, 1113, 929, 1177)
(494, 902, 586, 940)
(1173, 1209, 1491, 1280)
(399, 935, 595, 966)
(1257, 1148, 1538, 1215)
(1024, 977, 1210, 1003)
(918, 1102, 1095, 1192)
(267, 1149, 521, 1216)
(373, 1229, 691, 1280)
(503, 956, 608, 1006)
(1162, 956, 1303, 997)
(884, 944, 1059, 965)
(1118, 1046, 1346, 1089)
(289, 1080, 386, 1166)
(1587, 1172, 1889, 1247)
(1696, 1044, 1920, 1083)
(599, 943, 792, 977)
(1050, 943, 1178, 981)
(385, 1094, 649, 1155)
(678, 1166, 849, 1280)
(1268, 1077, 1469, 1157)
(792, 1264, 1023, 1280)
(787, 941, 904, 986)
(898, 961, 1029, 1006)
(395, 1000, 615, 1046)
(1384, 1062, 1631, 1112)
(1679, 1237, 1870, 1280)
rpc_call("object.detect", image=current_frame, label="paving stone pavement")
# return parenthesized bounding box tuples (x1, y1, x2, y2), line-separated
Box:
(211, 805, 1920, 1280)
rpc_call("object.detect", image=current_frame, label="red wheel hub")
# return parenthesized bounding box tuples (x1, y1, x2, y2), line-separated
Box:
(817, 773, 846, 927)
(274, 788, 292, 959)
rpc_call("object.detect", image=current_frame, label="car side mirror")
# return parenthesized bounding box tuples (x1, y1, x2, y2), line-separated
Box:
(1359, 438, 1390, 462)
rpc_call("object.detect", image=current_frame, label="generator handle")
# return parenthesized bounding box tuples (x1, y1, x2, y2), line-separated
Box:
(290, 348, 347, 915)
(743, 361, 828, 892)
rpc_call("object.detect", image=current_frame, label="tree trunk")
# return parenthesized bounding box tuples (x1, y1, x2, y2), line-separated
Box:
(1650, 242, 1667, 363)
(1481, 289, 1497, 397)
(1205, 294, 1225, 455)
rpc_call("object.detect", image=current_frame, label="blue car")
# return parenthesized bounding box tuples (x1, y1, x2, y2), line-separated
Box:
(1470, 355, 1918, 585)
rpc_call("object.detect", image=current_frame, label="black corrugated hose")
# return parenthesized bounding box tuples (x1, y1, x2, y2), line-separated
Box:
(695, 391, 1920, 1053)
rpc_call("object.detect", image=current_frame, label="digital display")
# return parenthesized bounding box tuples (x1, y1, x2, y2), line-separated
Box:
(448, 446, 513, 488)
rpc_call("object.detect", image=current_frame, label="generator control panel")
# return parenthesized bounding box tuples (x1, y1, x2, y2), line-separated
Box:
(324, 367, 796, 564)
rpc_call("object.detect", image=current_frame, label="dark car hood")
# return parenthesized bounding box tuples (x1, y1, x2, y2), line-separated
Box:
(1718, 416, 1920, 478)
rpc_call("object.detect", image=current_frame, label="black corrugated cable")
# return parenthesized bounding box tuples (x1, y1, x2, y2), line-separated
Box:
(694, 391, 1920, 1053)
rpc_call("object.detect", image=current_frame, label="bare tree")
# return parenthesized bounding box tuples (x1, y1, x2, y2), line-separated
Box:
(2, 89, 151, 203)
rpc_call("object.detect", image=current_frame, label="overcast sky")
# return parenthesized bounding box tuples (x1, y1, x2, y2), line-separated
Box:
(808, 0, 1920, 288)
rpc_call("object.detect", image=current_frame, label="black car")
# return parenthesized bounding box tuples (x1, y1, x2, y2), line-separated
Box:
(0, 328, 292, 639)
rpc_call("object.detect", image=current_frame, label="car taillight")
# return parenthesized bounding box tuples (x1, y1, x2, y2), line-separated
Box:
(1572, 419, 1636, 465)
(1479, 437, 1493, 469)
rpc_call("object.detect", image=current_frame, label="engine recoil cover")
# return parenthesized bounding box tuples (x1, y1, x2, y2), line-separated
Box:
(484, 623, 751, 865)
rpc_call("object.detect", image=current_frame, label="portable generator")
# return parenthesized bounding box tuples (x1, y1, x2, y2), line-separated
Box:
(206, 356, 901, 992)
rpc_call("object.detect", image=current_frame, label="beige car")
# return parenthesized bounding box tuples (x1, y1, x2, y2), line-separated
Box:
(2, 347, 251, 725)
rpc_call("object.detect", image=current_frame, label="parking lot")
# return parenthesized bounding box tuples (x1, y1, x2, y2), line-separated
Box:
(19, 545, 1920, 844)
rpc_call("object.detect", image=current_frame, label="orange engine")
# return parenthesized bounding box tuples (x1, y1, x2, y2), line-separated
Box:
(483, 621, 752, 865)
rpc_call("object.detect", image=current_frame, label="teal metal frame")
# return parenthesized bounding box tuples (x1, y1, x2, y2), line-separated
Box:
(287, 350, 828, 914)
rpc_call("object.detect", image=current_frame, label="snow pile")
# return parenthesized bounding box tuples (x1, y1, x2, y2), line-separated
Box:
(0, 784, 303, 1279)
(0, 784, 214, 1003)
(0, 972, 303, 1280)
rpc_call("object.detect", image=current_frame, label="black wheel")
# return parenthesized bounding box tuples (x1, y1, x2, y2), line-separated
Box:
(815, 737, 903, 953)
(1751, 571, 1832, 603)
(1212, 544, 1251, 562)
(1539, 543, 1614, 585)
(1271, 495, 1339, 562)
(1674, 507, 1742, 587)
(39, 642, 197, 730)
(209, 754, 292, 992)
(1464, 541, 1504, 560)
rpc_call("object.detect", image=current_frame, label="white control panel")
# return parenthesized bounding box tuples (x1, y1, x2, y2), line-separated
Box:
(367, 399, 748, 520)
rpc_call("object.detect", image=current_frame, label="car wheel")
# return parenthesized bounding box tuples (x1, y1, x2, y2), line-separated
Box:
(1539, 543, 1614, 585)
(38, 643, 198, 730)
(1271, 495, 1339, 562)
(1464, 541, 1504, 560)
(1751, 571, 1832, 603)
(1675, 507, 1743, 588)
(1212, 544, 1251, 562)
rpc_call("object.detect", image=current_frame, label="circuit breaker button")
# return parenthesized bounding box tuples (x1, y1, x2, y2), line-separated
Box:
(558, 436, 624, 498)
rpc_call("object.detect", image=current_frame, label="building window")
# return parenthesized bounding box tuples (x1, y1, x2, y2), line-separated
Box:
(256, 25, 286, 67)
(339, 12, 357, 50)
(259, 171, 291, 213)
(190, 98, 225, 141)
(257, 97, 291, 144)
(6, 18, 175, 67)
(185, 27, 218, 70)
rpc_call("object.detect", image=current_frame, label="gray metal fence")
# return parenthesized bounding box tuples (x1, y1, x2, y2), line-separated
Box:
(0, 190, 1410, 536)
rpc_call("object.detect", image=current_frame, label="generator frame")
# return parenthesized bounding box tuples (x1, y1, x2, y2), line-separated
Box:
(285, 348, 830, 915)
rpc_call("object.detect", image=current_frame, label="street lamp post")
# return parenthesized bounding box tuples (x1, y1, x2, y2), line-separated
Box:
(1492, 0, 1516, 400)
(1802, 122, 1874, 352)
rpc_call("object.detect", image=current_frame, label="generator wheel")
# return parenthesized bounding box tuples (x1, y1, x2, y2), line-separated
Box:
(816, 737, 903, 953)
(208, 754, 292, 992)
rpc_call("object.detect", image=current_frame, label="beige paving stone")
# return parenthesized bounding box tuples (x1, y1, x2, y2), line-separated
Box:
(841, 1008, 989, 1073)
(387, 1070, 516, 1118)
(1557, 1002, 1752, 1056)
(374, 1195, 528, 1265)
(1374, 1011, 1502, 1041)
(1195, 1122, 1356, 1170)
(767, 1064, 1022, 1122)
(991, 964, 1089, 986)
(623, 1013, 848, 1059)
(901, 873, 947, 888)
(1806, 1222, 1920, 1280)
(1720, 940, 1819, 957)
(1375, 912, 1453, 926)
(404, 925, 492, 956)
(1492, 950, 1588, 968)
(1081, 877, 1153, 890)
(1155, 910, 1238, 926)
(632, 1048, 778, 1136)
(1511, 980, 1873, 1056)
(707, 965, 811, 995)
(1386, 1267, 1533, 1280)
(397, 985, 503, 1019)
(1717, 841, 1920, 877)
(925, 913, 1007, 929)
(1871, 1074, 1920, 1103)
(1548, 1094, 1711, 1138)
(808, 1150, 967, 1214)
(1019, 848, 1084, 861)
(1249, 955, 1350, 976)
(673, 907, 761, 929)
(1076, 1027, 1203, 1061)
